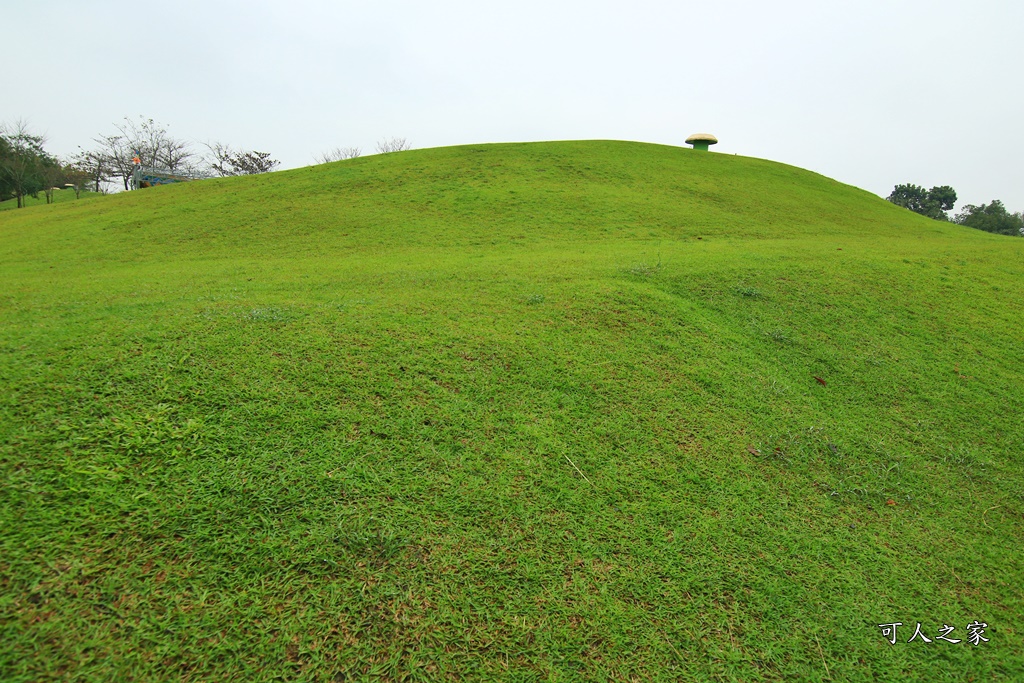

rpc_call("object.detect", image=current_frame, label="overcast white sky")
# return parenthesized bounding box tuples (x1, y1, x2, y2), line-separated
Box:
(3, 0, 1022, 210)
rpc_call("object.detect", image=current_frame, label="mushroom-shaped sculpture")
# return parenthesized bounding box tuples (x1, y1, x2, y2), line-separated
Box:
(685, 133, 718, 152)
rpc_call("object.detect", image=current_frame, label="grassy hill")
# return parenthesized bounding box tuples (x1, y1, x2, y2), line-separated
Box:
(1, 140, 1022, 681)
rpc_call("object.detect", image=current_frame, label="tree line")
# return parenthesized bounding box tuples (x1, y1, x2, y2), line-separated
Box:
(887, 183, 1023, 237)
(0, 120, 85, 207)
(1, 116, 282, 208)
(1, 116, 413, 209)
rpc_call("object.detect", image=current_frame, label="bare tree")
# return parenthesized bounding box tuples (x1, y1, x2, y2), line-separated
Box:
(375, 137, 411, 154)
(314, 146, 361, 164)
(69, 147, 111, 194)
(92, 132, 131, 191)
(94, 116, 197, 190)
(205, 142, 280, 176)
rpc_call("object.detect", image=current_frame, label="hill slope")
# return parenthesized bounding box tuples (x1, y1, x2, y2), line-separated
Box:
(2, 141, 1022, 681)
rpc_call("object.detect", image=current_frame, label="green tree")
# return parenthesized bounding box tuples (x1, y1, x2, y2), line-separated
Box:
(0, 120, 52, 208)
(0, 134, 12, 202)
(40, 156, 67, 204)
(887, 183, 957, 221)
(954, 200, 1024, 237)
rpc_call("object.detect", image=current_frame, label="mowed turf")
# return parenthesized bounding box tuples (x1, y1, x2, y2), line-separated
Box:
(1, 141, 1022, 681)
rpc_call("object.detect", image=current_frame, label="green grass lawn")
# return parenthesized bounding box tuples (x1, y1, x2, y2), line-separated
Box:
(1, 140, 1022, 681)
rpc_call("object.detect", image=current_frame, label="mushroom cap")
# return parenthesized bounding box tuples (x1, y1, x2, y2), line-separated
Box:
(685, 133, 718, 145)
